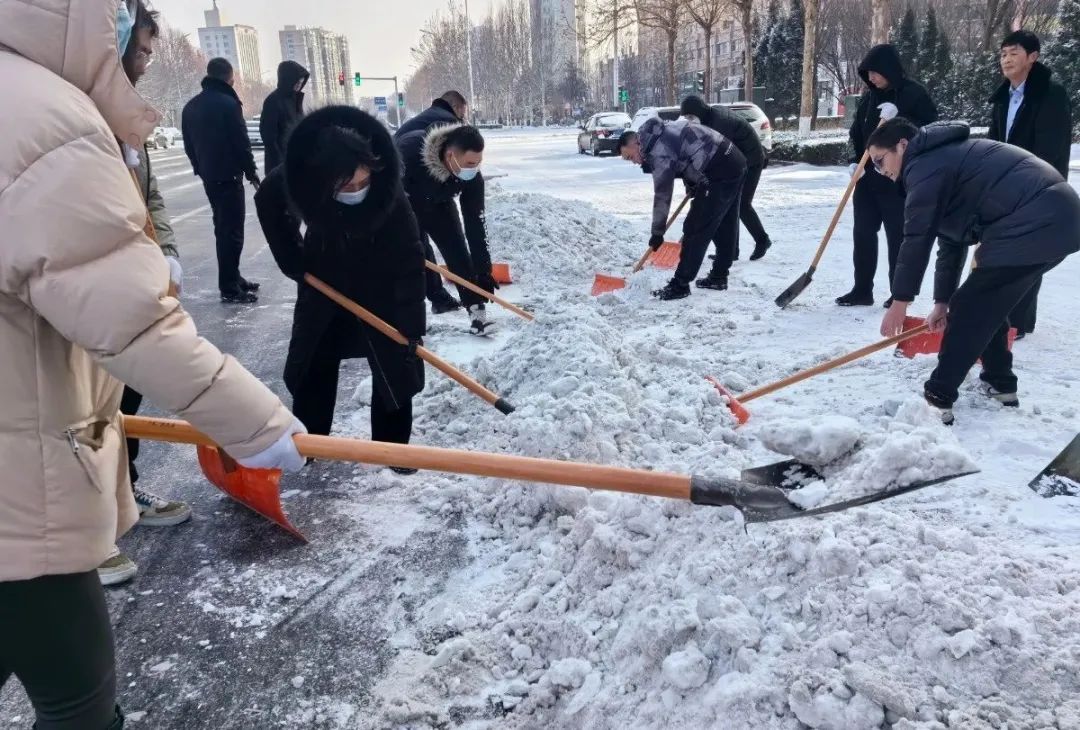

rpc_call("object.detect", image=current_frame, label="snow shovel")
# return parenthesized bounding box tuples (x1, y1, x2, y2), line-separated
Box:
(426, 261, 534, 322)
(591, 196, 691, 296)
(895, 315, 1018, 359)
(491, 263, 513, 285)
(304, 275, 516, 415)
(710, 323, 931, 425)
(774, 107, 898, 309)
(122, 415, 974, 529)
(1029, 433, 1080, 498)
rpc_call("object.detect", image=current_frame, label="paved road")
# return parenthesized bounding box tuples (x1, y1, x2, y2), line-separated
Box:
(0, 146, 478, 729)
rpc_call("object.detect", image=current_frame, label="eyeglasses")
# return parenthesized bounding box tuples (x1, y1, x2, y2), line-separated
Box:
(871, 153, 887, 173)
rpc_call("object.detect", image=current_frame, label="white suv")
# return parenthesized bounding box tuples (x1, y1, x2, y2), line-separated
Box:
(630, 102, 773, 153)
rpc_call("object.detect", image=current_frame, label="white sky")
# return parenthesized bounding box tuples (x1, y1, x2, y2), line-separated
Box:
(150, 0, 497, 86)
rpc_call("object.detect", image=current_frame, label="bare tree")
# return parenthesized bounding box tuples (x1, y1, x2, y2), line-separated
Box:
(871, 0, 890, 44)
(140, 26, 206, 126)
(818, 0, 872, 104)
(634, 0, 688, 104)
(580, 0, 639, 108)
(686, 0, 728, 101)
(799, 0, 819, 135)
(726, 0, 756, 102)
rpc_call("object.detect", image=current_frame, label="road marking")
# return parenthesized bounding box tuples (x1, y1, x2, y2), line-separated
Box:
(171, 203, 212, 223)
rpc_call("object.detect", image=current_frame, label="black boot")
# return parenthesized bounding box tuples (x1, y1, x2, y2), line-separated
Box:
(695, 273, 729, 291)
(835, 290, 874, 307)
(652, 280, 691, 300)
(221, 289, 258, 304)
(430, 289, 462, 314)
(749, 238, 772, 261)
(240, 278, 260, 292)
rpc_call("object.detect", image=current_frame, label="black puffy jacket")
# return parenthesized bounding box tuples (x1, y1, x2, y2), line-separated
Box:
(181, 77, 258, 182)
(987, 62, 1072, 179)
(259, 61, 309, 172)
(891, 122, 1080, 303)
(271, 106, 426, 410)
(850, 45, 938, 160)
(700, 106, 764, 168)
(395, 98, 460, 139)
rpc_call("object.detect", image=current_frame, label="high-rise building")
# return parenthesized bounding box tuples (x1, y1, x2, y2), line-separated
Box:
(279, 25, 354, 106)
(197, 1, 261, 82)
(531, 0, 583, 81)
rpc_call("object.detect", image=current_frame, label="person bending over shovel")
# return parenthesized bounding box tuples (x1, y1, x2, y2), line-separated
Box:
(875, 118, 1080, 425)
(618, 117, 747, 300)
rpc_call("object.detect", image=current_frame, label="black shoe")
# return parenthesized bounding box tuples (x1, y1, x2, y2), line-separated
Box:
(1014, 331, 1027, 341)
(652, 281, 691, 300)
(749, 239, 772, 261)
(835, 291, 874, 307)
(882, 297, 894, 309)
(924, 388, 955, 425)
(240, 278, 260, 292)
(430, 289, 462, 314)
(695, 274, 729, 291)
(221, 290, 258, 304)
(390, 466, 418, 475)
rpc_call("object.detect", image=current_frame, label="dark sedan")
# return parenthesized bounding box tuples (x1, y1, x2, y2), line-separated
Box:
(577, 112, 633, 156)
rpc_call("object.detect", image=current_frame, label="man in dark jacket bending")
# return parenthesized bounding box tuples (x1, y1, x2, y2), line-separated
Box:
(681, 95, 772, 261)
(618, 117, 747, 300)
(875, 119, 1080, 424)
(259, 60, 308, 173)
(838, 44, 937, 308)
(397, 123, 497, 336)
(987, 30, 1073, 337)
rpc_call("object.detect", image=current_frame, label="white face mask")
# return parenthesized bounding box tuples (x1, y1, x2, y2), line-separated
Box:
(117, 0, 135, 58)
(335, 187, 369, 206)
(450, 153, 481, 181)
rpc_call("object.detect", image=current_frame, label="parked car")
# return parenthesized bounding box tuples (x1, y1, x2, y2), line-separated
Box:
(147, 126, 180, 149)
(577, 112, 632, 156)
(630, 102, 773, 155)
(247, 115, 263, 148)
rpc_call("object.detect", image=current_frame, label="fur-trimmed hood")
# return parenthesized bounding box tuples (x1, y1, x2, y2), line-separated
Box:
(420, 123, 461, 183)
(285, 105, 403, 232)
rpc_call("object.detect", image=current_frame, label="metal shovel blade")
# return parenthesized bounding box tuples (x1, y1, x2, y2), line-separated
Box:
(1029, 434, 1080, 498)
(775, 270, 814, 309)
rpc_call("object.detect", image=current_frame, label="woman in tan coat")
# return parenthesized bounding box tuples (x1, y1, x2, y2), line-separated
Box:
(0, 2, 305, 727)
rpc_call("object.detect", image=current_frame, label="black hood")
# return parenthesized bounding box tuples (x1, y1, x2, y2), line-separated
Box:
(989, 61, 1053, 103)
(277, 60, 309, 92)
(903, 121, 970, 178)
(680, 95, 712, 121)
(201, 76, 241, 104)
(285, 106, 402, 233)
(859, 44, 907, 89)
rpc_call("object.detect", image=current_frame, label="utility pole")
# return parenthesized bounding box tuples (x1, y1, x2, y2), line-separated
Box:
(612, 5, 619, 111)
(352, 74, 405, 126)
(464, 0, 476, 122)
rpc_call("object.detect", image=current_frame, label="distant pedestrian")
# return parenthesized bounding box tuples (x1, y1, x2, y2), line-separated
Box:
(838, 44, 937, 308)
(182, 57, 262, 303)
(396, 90, 471, 315)
(987, 29, 1073, 338)
(681, 95, 772, 262)
(259, 60, 308, 173)
(617, 118, 747, 301)
(874, 120, 1079, 424)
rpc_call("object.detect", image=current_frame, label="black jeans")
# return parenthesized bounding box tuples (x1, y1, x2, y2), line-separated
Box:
(290, 349, 413, 444)
(675, 164, 745, 286)
(738, 163, 769, 254)
(119, 386, 142, 484)
(926, 261, 1060, 407)
(415, 202, 485, 308)
(0, 572, 123, 730)
(203, 178, 246, 295)
(1009, 275, 1042, 333)
(851, 171, 904, 297)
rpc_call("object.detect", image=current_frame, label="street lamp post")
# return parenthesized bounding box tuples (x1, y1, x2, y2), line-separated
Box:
(464, 0, 476, 123)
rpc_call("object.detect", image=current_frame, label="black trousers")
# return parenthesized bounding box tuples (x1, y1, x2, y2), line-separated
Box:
(851, 171, 904, 296)
(0, 572, 123, 730)
(119, 386, 142, 484)
(676, 166, 745, 286)
(737, 163, 769, 255)
(415, 203, 485, 308)
(202, 178, 246, 295)
(926, 261, 1060, 407)
(1009, 275, 1042, 333)
(290, 350, 413, 444)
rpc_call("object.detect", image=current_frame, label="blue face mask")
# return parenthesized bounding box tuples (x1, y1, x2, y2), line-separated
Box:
(116, 1, 135, 58)
(335, 187, 369, 206)
(450, 153, 480, 182)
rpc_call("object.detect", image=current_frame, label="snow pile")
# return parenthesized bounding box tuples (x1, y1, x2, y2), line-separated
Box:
(758, 415, 862, 465)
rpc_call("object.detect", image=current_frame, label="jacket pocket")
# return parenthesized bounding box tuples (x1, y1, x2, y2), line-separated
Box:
(64, 419, 122, 494)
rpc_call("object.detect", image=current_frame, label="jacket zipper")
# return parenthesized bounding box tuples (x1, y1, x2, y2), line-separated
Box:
(65, 429, 81, 454)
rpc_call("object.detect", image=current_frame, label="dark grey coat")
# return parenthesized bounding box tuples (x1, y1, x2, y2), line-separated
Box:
(892, 122, 1080, 303)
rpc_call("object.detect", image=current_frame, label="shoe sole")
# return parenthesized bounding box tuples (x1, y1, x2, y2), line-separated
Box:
(137, 508, 193, 527)
(837, 301, 874, 307)
(98, 564, 138, 586)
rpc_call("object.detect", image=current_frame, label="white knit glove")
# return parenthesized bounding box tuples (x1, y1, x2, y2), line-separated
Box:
(878, 102, 899, 121)
(236, 418, 306, 473)
(848, 163, 863, 180)
(166, 256, 183, 296)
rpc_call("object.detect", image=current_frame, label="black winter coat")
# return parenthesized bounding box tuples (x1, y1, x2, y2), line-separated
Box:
(892, 122, 1080, 303)
(264, 106, 427, 410)
(987, 62, 1072, 179)
(260, 61, 309, 173)
(700, 106, 765, 168)
(394, 98, 460, 139)
(181, 77, 258, 182)
(850, 45, 938, 161)
(397, 124, 491, 272)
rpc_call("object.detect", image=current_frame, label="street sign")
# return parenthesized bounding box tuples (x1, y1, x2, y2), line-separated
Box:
(374, 96, 388, 112)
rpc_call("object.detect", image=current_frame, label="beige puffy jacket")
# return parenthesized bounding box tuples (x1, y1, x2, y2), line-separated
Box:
(0, 0, 294, 582)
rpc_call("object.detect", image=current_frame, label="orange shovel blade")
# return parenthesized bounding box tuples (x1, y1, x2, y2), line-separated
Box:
(491, 262, 513, 285)
(591, 274, 627, 296)
(896, 316, 1019, 359)
(196, 445, 307, 542)
(706, 376, 751, 426)
(647, 242, 682, 269)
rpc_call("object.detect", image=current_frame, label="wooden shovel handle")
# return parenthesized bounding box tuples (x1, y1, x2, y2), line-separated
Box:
(303, 275, 514, 414)
(122, 416, 692, 501)
(426, 261, 534, 321)
(633, 195, 691, 273)
(739, 324, 930, 404)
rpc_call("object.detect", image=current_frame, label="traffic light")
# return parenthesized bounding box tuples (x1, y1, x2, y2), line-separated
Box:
(695, 71, 705, 94)
(397, 92, 405, 108)
(354, 73, 362, 86)
(338, 71, 345, 86)
(618, 85, 629, 104)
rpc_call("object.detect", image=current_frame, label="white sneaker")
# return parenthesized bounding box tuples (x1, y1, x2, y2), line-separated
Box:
(978, 382, 1019, 407)
(134, 487, 192, 527)
(98, 546, 137, 586)
(467, 305, 495, 337)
